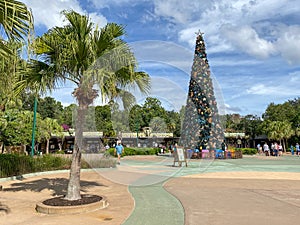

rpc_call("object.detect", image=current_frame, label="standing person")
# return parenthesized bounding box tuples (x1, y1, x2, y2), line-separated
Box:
(290, 145, 294, 155)
(296, 143, 300, 156)
(271, 143, 275, 156)
(115, 142, 124, 165)
(237, 138, 242, 148)
(278, 143, 283, 156)
(263, 142, 270, 156)
(274, 142, 279, 157)
(221, 141, 227, 158)
(257, 143, 261, 154)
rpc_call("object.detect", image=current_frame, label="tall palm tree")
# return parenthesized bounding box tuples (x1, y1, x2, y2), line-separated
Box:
(0, 0, 33, 57)
(21, 10, 150, 200)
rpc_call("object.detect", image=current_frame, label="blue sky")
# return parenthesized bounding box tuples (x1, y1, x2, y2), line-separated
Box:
(22, 0, 300, 116)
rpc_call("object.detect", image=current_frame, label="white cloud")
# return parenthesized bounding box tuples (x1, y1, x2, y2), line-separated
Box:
(289, 71, 300, 82)
(175, 0, 300, 62)
(89, 0, 147, 9)
(89, 12, 107, 29)
(276, 25, 300, 65)
(22, 0, 107, 30)
(246, 79, 300, 96)
(153, 0, 210, 24)
(130, 40, 194, 73)
(221, 24, 277, 59)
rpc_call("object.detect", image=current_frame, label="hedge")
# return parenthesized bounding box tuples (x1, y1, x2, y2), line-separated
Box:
(236, 148, 257, 155)
(107, 147, 160, 156)
(0, 153, 116, 178)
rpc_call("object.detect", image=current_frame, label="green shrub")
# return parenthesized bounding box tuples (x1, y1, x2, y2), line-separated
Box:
(0, 154, 72, 178)
(106, 147, 159, 157)
(238, 148, 257, 155)
(0, 153, 118, 178)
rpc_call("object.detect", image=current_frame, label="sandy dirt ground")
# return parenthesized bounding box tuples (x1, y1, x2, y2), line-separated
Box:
(0, 171, 134, 225)
(165, 172, 300, 225)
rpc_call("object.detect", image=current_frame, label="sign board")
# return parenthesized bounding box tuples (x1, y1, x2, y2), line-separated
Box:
(173, 147, 188, 167)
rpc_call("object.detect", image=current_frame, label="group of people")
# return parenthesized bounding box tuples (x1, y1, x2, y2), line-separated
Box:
(290, 143, 300, 156)
(258, 142, 300, 156)
(258, 142, 283, 156)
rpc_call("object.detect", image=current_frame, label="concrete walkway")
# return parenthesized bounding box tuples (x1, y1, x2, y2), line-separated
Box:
(1, 155, 300, 225)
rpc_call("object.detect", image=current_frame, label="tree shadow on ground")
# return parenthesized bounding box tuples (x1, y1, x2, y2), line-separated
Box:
(0, 202, 10, 214)
(3, 178, 107, 196)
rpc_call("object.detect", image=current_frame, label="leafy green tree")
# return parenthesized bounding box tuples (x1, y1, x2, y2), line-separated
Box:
(39, 117, 63, 154)
(59, 104, 77, 128)
(110, 103, 130, 137)
(0, 109, 42, 147)
(263, 102, 295, 122)
(129, 104, 145, 132)
(263, 98, 300, 145)
(21, 94, 64, 120)
(95, 105, 114, 137)
(241, 114, 262, 145)
(142, 97, 166, 125)
(149, 117, 167, 132)
(21, 11, 150, 200)
(38, 96, 63, 120)
(165, 110, 181, 137)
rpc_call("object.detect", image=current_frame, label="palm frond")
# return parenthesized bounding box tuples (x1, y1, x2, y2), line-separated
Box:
(0, 0, 33, 41)
(14, 59, 64, 96)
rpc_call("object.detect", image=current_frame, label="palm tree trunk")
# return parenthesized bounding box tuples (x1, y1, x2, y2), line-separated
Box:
(46, 139, 50, 154)
(65, 102, 86, 200)
(65, 145, 82, 200)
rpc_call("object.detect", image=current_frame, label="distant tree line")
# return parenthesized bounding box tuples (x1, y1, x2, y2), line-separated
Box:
(221, 98, 300, 150)
(1, 91, 299, 151)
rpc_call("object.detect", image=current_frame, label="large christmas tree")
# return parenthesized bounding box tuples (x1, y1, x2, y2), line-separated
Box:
(180, 32, 224, 150)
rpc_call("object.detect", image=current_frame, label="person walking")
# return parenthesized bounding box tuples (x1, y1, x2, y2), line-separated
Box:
(115, 142, 124, 165)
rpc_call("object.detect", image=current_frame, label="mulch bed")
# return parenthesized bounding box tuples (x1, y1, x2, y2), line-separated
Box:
(43, 194, 102, 206)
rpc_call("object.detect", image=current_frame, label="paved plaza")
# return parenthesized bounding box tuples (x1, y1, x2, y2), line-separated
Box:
(1, 155, 300, 225)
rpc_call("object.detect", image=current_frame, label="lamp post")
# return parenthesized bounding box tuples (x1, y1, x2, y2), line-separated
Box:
(136, 120, 139, 147)
(31, 97, 37, 156)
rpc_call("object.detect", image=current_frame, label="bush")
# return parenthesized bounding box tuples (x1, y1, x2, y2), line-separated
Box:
(106, 147, 159, 157)
(0, 153, 117, 178)
(238, 148, 257, 155)
(0, 154, 71, 178)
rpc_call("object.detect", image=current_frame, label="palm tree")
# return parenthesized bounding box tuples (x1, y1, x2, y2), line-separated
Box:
(0, 0, 33, 57)
(281, 121, 294, 152)
(266, 120, 294, 151)
(20, 10, 150, 200)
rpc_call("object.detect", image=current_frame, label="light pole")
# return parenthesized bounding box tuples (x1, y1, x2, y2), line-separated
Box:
(136, 120, 139, 147)
(31, 97, 37, 156)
